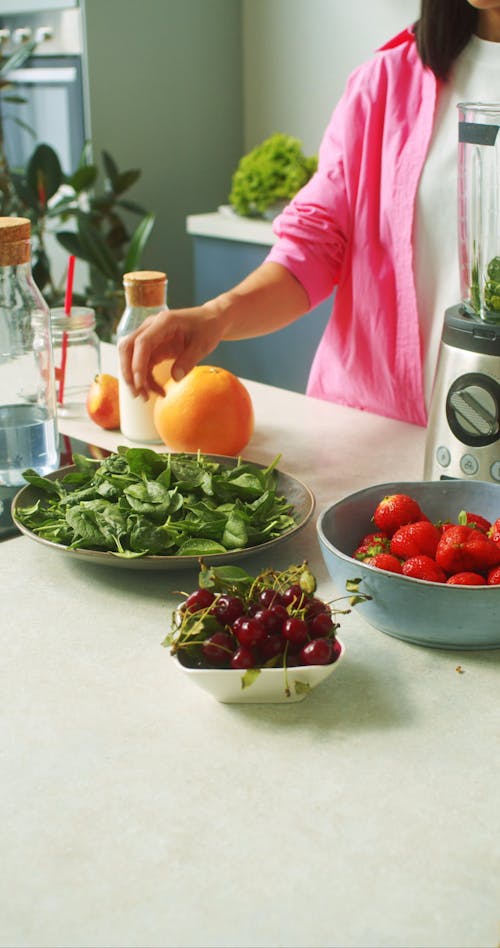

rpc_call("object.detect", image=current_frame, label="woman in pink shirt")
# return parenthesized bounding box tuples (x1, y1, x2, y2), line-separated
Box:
(120, 0, 500, 427)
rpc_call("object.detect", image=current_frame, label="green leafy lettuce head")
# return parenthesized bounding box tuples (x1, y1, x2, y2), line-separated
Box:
(228, 132, 318, 217)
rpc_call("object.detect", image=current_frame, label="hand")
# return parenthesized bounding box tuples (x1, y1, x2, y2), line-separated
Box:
(118, 304, 225, 399)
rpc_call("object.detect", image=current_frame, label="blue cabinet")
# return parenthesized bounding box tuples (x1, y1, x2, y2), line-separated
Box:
(188, 213, 332, 394)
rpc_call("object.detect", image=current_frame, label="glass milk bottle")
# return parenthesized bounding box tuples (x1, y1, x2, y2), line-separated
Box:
(0, 217, 59, 487)
(116, 270, 170, 442)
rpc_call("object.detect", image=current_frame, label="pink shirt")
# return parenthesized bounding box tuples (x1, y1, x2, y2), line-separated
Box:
(266, 28, 438, 426)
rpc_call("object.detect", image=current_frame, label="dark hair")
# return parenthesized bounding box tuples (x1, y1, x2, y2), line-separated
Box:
(415, 0, 478, 79)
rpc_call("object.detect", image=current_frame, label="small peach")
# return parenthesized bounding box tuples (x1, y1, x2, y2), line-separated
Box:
(86, 373, 120, 430)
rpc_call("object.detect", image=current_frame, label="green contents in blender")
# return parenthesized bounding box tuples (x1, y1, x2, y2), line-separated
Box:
(484, 256, 500, 313)
(470, 254, 500, 317)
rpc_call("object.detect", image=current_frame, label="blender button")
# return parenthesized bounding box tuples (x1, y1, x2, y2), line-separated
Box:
(490, 461, 500, 483)
(460, 453, 480, 476)
(436, 446, 451, 467)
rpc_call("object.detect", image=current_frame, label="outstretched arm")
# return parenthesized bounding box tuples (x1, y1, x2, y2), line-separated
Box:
(118, 261, 310, 398)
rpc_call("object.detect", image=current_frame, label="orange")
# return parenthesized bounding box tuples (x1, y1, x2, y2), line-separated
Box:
(152, 358, 173, 387)
(86, 373, 120, 430)
(153, 365, 254, 455)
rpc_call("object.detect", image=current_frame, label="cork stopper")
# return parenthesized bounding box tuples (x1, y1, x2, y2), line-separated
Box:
(123, 270, 167, 307)
(0, 217, 31, 265)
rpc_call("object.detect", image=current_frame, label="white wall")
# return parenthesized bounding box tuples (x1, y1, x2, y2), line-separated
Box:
(242, 0, 420, 154)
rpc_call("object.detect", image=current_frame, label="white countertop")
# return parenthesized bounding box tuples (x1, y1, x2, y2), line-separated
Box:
(187, 207, 277, 246)
(2, 346, 499, 948)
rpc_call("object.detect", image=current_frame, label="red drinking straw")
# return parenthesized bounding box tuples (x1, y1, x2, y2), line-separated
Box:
(58, 255, 75, 406)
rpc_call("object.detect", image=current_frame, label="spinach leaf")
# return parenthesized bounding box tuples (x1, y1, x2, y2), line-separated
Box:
(16, 448, 298, 558)
(176, 538, 228, 556)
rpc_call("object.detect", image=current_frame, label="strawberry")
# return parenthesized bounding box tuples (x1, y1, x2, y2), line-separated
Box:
(458, 510, 491, 534)
(435, 525, 500, 575)
(487, 565, 500, 585)
(446, 571, 486, 586)
(488, 518, 500, 545)
(390, 520, 441, 560)
(401, 555, 447, 583)
(373, 493, 424, 536)
(364, 552, 403, 574)
(353, 531, 390, 560)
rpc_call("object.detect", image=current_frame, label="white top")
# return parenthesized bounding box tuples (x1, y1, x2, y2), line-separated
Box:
(414, 35, 500, 408)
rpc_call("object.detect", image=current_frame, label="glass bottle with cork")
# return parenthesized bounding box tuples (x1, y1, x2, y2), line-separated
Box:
(116, 270, 171, 442)
(0, 217, 59, 487)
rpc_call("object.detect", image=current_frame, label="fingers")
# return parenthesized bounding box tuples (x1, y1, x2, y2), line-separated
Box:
(117, 305, 223, 398)
(146, 366, 168, 397)
(119, 310, 179, 398)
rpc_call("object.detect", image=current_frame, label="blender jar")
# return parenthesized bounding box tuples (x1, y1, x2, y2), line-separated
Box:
(458, 102, 500, 323)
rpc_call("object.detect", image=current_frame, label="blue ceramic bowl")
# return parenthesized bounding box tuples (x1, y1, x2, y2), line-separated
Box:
(317, 480, 500, 650)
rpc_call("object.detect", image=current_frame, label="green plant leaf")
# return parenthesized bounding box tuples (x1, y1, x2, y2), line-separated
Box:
(77, 215, 120, 281)
(241, 668, 261, 690)
(294, 680, 311, 695)
(32, 248, 51, 292)
(102, 149, 118, 186)
(123, 213, 155, 272)
(116, 198, 147, 215)
(113, 169, 141, 195)
(56, 230, 87, 260)
(27, 143, 63, 201)
(69, 164, 98, 193)
(228, 132, 317, 216)
(11, 172, 37, 207)
(345, 578, 363, 592)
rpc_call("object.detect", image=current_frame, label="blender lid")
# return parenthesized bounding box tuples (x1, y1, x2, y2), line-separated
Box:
(443, 305, 500, 356)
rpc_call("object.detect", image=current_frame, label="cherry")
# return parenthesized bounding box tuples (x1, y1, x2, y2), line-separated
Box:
(246, 602, 260, 617)
(232, 615, 246, 636)
(259, 634, 283, 661)
(231, 646, 256, 669)
(258, 588, 284, 608)
(308, 612, 335, 638)
(202, 631, 235, 665)
(212, 594, 244, 625)
(253, 608, 283, 635)
(300, 637, 333, 665)
(282, 616, 309, 646)
(304, 597, 330, 619)
(234, 617, 267, 649)
(285, 651, 303, 667)
(331, 639, 343, 662)
(268, 603, 288, 630)
(184, 588, 216, 613)
(282, 583, 306, 608)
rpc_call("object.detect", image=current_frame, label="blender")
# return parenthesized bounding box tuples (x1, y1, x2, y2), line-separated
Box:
(424, 103, 500, 483)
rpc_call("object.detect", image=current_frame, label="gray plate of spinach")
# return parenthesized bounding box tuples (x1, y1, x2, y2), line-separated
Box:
(11, 447, 315, 570)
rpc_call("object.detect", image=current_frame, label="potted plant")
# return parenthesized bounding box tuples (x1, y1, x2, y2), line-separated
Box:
(0, 34, 154, 340)
(228, 132, 317, 219)
(9, 143, 155, 340)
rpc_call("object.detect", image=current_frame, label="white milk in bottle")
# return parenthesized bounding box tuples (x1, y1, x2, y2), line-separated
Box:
(116, 270, 171, 442)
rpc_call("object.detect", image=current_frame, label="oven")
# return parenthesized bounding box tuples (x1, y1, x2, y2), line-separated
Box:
(0, 2, 89, 175)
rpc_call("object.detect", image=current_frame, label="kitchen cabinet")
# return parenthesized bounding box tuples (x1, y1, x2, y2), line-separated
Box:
(187, 210, 333, 393)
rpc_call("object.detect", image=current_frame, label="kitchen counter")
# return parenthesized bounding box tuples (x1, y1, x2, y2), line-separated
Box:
(2, 346, 499, 948)
(186, 207, 277, 246)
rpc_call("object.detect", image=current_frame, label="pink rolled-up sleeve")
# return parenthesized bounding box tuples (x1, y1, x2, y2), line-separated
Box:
(265, 94, 352, 309)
